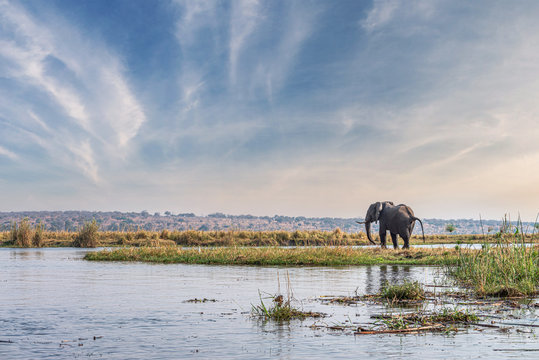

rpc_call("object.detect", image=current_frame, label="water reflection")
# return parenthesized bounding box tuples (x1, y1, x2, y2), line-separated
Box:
(10, 250, 45, 260)
(379, 265, 411, 285)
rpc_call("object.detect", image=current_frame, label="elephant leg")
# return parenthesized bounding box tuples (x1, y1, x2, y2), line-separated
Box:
(379, 230, 387, 248)
(401, 232, 410, 249)
(390, 233, 399, 249)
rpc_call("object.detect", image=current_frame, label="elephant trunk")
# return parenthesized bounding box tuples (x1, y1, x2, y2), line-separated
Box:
(365, 221, 376, 245)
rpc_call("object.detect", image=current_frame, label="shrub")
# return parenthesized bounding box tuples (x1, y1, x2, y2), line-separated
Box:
(160, 229, 170, 240)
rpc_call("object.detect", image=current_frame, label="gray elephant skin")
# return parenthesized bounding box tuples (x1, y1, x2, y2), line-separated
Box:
(358, 201, 425, 249)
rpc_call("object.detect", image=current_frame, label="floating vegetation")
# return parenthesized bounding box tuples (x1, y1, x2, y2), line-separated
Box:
(310, 308, 480, 335)
(183, 298, 218, 303)
(361, 308, 479, 334)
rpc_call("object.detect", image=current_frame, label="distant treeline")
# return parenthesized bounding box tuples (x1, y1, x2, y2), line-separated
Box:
(0, 211, 536, 235)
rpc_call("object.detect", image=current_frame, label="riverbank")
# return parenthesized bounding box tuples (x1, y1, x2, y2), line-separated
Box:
(2, 229, 536, 247)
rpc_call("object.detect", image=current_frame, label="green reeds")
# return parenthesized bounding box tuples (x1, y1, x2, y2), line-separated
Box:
(449, 243, 539, 297)
(448, 217, 539, 297)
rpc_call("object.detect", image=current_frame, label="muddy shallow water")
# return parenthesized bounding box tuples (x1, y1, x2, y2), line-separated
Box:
(0, 248, 537, 359)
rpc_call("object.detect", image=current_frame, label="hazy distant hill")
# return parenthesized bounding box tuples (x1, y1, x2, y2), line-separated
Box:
(0, 211, 535, 235)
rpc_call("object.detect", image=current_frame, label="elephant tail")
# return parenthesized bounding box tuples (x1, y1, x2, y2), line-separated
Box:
(411, 217, 426, 243)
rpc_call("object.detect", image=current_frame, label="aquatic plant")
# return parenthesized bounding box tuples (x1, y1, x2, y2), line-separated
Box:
(380, 280, 425, 301)
(251, 273, 324, 321)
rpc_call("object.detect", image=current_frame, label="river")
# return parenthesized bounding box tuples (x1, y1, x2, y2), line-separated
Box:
(0, 248, 537, 359)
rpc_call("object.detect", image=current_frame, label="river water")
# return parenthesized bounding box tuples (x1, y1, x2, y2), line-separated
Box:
(0, 248, 537, 359)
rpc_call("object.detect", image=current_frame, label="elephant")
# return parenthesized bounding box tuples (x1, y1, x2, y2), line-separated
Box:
(357, 201, 425, 249)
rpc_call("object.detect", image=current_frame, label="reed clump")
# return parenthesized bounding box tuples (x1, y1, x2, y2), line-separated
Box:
(251, 272, 324, 321)
(448, 243, 539, 297)
(12, 218, 33, 247)
(32, 222, 44, 247)
(449, 216, 539, 297)
(9, 219, 46, 247)
(251, 292, 323, 321)
(73, 220, 100, 248)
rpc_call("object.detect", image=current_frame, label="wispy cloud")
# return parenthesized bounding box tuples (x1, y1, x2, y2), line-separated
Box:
(228, 0, 261, 86)
(0, 145, 17, 160)
(0, 0, 146, 183)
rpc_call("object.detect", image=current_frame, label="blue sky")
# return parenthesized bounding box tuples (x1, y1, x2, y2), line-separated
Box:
(1, 0, 539, 220)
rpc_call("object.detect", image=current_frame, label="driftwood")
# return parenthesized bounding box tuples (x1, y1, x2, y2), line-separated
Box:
(464, 322, 500, 328)
(497, 321, 539, 328)
(355, 324, 445, 335)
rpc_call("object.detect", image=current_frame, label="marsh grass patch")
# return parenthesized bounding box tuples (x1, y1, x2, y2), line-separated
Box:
(380, 280, 425, 302)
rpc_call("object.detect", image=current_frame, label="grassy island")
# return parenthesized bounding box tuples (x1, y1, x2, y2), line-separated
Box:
(84, 246, 464, 266)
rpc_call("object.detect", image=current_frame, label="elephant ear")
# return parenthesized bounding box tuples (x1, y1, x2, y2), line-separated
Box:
(366, 202, 382, 222)
(375, 202, 383, 221)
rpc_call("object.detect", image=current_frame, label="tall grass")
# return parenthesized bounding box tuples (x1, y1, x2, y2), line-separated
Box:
(449, 244, 539, 296)
(448, 218, 539, 297)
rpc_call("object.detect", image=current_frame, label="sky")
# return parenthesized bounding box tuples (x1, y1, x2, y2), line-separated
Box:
(1, 0, 539, 221)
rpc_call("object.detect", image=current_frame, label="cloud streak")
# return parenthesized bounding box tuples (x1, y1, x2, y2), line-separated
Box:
(0, 0, 146, 183)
